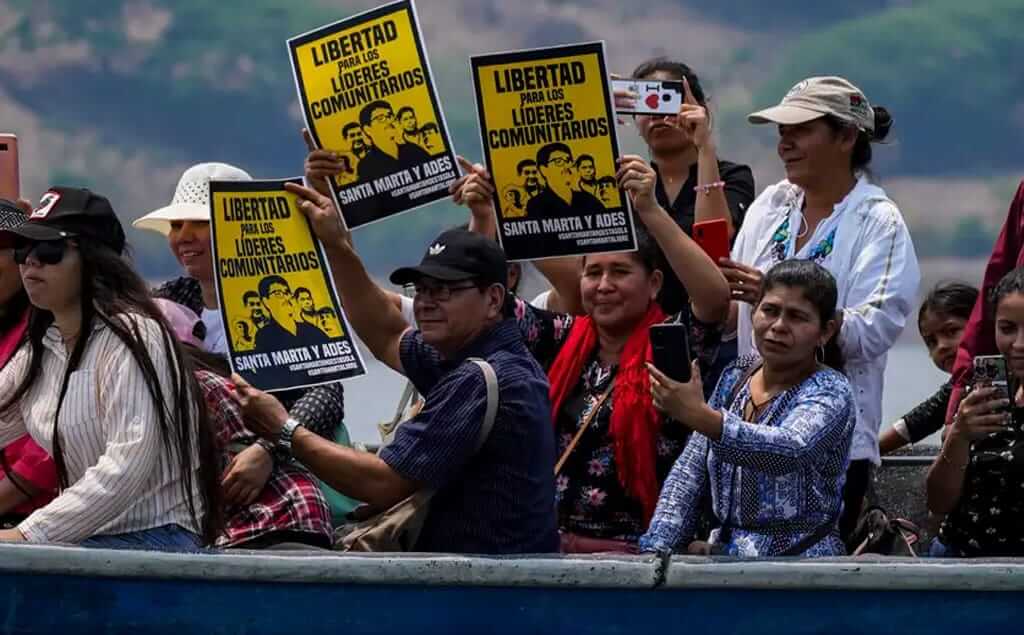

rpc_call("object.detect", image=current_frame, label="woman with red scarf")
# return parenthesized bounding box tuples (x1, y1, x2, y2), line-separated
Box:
(455, 156, 730, 552)
(0, 201, 56, 527)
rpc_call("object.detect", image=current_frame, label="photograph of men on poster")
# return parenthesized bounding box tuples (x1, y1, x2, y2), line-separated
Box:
(356, 100, 434, 182)
(253, 275, 332, 351)
(525, 143, 605, 219)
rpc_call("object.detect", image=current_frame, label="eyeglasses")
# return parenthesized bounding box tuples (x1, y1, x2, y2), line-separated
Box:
(13, 239, 67, 265)
(265, 288, 291, 300)
(412, 282, 479, 302)
(545, 156, 573, 168)
(371, 112, 395, 125)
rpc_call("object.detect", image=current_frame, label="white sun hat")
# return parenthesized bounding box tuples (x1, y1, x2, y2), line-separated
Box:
(133, 162, 252, 235)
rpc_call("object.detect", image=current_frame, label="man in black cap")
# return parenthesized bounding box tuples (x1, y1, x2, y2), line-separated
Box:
(231, 182, 558, 555)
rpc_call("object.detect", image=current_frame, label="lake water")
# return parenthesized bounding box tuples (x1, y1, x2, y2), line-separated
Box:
(341, 340, 948, 446)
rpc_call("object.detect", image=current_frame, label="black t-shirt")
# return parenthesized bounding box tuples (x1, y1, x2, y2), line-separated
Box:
(254, 320, 331, 351)
(357, 143, 432, 181)
(652, 159, 755, 314)
(525, 188, 605, 219)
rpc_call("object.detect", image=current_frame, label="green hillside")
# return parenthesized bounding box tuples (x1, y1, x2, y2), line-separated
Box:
(0, 0, 1020, 275)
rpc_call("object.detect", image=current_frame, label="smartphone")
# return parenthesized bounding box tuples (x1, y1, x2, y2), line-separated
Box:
(650, 323, 692, 383)
(0, 134, 18, 201)
(612, 79, 683, 115)
(973, 355, 1010, 411)
(693, 219, 730, 263)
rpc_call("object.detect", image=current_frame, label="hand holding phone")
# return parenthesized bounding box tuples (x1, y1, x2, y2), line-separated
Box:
(973, 355, 1010, 408)
(693, 219, 730, 263)
(649, 323, 692, 383)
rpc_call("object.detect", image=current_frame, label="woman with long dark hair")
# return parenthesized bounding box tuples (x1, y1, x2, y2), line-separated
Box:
(928, 267, 1024, 557)
(0, 187, 220, 550)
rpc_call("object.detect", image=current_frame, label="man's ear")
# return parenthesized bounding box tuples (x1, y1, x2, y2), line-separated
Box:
(489, 284, 506, 318)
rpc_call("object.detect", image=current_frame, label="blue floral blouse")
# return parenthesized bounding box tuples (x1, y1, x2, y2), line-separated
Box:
(639, 355, 855, 557)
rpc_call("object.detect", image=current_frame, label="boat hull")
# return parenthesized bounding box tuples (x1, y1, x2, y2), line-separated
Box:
(2, 545, 1022, 634)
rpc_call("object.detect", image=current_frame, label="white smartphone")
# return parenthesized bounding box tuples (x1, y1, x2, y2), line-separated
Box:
(612, 79, 684, 115)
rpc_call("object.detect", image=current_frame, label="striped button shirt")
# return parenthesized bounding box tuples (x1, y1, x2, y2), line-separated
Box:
(0, 314, 203, 544)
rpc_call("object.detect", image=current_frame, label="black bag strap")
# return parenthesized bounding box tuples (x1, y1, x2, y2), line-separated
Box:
(779, 517, 839, 557)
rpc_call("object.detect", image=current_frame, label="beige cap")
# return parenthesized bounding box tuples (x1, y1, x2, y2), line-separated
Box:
(748, 76, 874, 133)
(133, 162, 252, 235)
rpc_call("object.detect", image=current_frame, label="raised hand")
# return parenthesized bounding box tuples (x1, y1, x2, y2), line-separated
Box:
(284, 181, 352, 252)
(673, 78, 712, 150)
(616, 154, 659, 215)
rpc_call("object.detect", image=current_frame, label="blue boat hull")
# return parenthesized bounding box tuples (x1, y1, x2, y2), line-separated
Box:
(2, 545, 1022, 634)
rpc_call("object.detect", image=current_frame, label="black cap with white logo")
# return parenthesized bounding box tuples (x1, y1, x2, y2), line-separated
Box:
(10, 187, 126, 254)
(390, 229, 507, 289)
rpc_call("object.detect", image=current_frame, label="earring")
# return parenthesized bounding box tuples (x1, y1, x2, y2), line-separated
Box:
(815, 345, 825, 364)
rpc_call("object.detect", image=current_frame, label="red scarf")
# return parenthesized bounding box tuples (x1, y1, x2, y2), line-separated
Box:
(946, 180, 1024, 425)
(547, 303, 667, 522)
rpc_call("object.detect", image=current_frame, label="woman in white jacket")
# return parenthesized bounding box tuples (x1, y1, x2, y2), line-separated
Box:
(720, 76, 920, 543)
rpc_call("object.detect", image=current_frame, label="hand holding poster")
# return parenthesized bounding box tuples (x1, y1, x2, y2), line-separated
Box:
(471, 42, 637, 261)
(210, 179, 366, 392)
(288, 0, 458, 230)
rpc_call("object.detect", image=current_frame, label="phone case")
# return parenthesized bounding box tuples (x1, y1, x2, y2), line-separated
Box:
(612, 80, 683, 115)
(693, 219, 730, 263)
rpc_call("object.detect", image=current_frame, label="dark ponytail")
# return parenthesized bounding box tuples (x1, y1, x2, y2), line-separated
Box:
(825, 105, 894, 175)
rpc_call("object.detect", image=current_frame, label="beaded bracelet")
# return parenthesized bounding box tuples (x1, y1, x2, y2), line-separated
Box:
(694, 181, 726, 195)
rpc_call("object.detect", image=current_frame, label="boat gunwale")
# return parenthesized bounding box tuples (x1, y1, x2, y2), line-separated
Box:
(2, 545, 1024, 591)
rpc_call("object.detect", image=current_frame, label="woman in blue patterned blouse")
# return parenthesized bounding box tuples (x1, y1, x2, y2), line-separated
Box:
(641, 259, 855, 557)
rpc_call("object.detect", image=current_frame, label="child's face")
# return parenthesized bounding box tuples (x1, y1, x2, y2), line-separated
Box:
(919, 309, 967, 374)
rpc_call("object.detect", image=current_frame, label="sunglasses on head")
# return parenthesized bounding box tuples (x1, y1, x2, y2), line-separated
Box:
(13, 239, 68, 265)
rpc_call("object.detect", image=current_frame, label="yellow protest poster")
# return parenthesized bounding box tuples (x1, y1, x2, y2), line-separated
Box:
(210, 178, 366, 392)
(288, 0, 458, 229)
(471, 42, 637, 261)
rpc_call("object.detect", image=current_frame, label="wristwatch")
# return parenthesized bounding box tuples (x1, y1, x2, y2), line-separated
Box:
(277, 417, 304, 456)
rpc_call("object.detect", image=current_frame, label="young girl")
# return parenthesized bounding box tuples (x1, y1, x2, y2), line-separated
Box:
(927, 268, 1024, 556)
(0, 187, 221, 550)
(879, 282, 979, 454)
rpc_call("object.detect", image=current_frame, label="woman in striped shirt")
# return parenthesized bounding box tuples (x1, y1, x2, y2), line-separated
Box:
(0, 187, 221, 551)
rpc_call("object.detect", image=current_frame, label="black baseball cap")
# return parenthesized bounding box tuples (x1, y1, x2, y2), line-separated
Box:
(9, 187, 126, 254)
(390, 229, 507, 288)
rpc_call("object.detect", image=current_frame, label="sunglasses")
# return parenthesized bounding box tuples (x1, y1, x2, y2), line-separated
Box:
(13, 239, 68, 265)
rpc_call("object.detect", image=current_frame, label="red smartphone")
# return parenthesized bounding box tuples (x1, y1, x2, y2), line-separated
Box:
(692, 218, 729, 262)
(0, 134, 19, 201)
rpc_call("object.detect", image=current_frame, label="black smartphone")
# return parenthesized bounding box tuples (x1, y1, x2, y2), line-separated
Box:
(649, 323, 692, 383)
